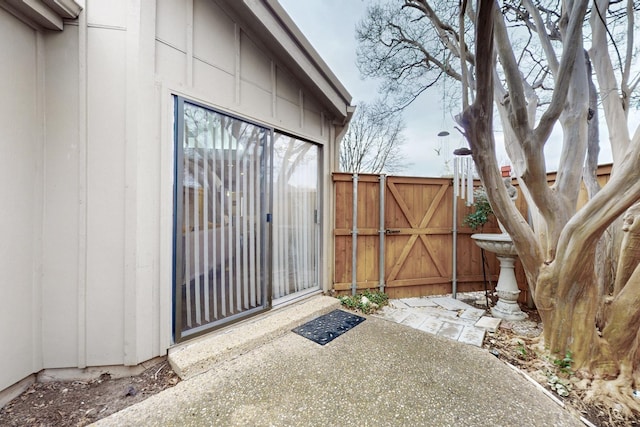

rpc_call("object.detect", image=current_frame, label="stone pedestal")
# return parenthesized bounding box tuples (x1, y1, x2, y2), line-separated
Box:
(491, 255, 527, 321)
(470, 233, 527, 321)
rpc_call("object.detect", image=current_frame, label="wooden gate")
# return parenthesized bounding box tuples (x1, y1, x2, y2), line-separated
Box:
(384, 176, 452, 294)
(333, 173, 505, 299)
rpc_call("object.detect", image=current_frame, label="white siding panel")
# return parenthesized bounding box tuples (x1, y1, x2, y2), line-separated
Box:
(193, 59, 235, 106)
(303, 94, 326, 140)
(156, 0, 187, 52)
(240, 81, 272, 121)
(276, 96, 301, 130)
(275, 65, 299, 104)
(304, 94, 322, 116)
(193, 0, 235, 75)
(240, 32, 271, 92)
(86, 0, 126, 28)
(156, 41, 187, 87)
(0, 8, 38, 390)
(304, 107, 322, 139)
(86, 27, 126, 366)
(41, 28, 81, 367)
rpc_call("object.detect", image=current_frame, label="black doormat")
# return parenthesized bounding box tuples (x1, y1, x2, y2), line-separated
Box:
(292, 309, 365, 345)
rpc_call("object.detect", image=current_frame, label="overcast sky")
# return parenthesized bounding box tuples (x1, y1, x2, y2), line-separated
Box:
(279, 0, 466, 177)
(278, 0, 615, 177)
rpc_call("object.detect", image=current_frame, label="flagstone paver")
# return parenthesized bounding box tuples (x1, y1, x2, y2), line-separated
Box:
(437, 321, 464, 340)
(459, 307, 486, 321)
(441, 316, 479, 327)
(475, 316, 502, 332)
(389, 300, 410, 309)
(431, 297, 475, 311)
(400, 297, 438, 308)
(401, 313, 428, 329)
(416, 317, 444, 335)
(458, 325, 486, 347)
(413, 306, 460, 319)
(373, 292, 506, 349)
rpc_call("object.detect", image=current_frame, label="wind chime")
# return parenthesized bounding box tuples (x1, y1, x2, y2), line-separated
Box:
(450, 146, 478, 300)
(452, 147, 494, 307)
(452, 149, 474, 206)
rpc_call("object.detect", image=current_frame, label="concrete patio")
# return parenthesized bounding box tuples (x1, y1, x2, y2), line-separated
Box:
(92, 295, 582, 427)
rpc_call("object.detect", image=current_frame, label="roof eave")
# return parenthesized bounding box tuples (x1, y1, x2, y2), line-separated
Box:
(230, 0, 353, 121)
(1, 0, 81, 30)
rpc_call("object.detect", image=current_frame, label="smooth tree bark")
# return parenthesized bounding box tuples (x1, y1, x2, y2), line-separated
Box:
(459, 0, 640, 413)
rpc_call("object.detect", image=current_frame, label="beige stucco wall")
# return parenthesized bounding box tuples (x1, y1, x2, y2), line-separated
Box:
(1, 0, 351, 394)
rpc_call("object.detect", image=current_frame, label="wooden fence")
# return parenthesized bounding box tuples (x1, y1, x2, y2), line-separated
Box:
(333, 173, 503, 300)
(332, 164, 613, 301)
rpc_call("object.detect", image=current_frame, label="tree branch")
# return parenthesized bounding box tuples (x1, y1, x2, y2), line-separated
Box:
(589, 0, 630, 164)
(403, 0, 474, 63)
(491, 3, 563, 255)
(459, 0, 469, 110)
(556, 130, 640, 280)
(460, 0, 543, 284)
(522, 0, 559, 75)
(492, 6, 531, 141)
(622, 0, 634, 96)
(534, 0, 589, 145)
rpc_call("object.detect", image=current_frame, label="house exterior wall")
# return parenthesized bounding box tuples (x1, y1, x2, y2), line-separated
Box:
(41, 25, 82, 369)
(1, 0, 351, 395)
(0, 6, 43, 391)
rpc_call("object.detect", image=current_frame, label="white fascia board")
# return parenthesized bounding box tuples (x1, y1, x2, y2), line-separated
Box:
(244, 0, 353, 121)
(44, 0, 82, 19)
(2, 0, 81, 30)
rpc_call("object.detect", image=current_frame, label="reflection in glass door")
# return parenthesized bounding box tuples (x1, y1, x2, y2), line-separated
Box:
(173, 98, 270, 341)
(272, 133, 320, 303)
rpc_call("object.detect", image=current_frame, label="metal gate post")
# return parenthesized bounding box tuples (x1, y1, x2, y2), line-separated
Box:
(452, 165, 458, 299)
(378, 175, 386, 293)
(351, 173, 358, 296)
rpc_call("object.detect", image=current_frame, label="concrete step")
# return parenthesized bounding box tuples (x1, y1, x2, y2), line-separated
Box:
(168, 295, 340, 380)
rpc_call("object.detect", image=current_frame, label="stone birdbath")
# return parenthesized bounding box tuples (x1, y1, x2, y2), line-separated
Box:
(471, 233, 527, 321)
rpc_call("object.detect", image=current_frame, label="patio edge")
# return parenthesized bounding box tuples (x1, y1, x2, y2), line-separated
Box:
(168, 295, 341, 379)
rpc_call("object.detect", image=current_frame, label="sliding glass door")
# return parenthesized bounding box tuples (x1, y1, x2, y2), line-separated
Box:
(173, 98, 322, 341)
(173, 98, 270, 341)
(271, 133, 320, 303)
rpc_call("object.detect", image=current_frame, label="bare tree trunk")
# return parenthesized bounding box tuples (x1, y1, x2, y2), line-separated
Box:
(584, 52, 601, 199)
(612, 203, 640, 296)
(536, 257, 611, 369)
(535, 204, 640, 414)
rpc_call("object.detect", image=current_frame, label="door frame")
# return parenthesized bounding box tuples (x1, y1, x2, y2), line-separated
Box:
(172, 95, 272, 343)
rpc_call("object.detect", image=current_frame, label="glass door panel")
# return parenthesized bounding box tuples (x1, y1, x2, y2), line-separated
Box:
(174, 98, 269, 341)
(272, 133, 320, 302)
